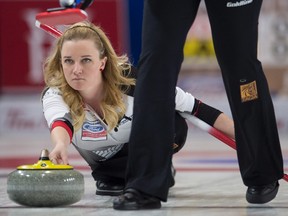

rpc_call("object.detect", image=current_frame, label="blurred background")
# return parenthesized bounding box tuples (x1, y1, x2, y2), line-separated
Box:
(0, 0, 288, 168)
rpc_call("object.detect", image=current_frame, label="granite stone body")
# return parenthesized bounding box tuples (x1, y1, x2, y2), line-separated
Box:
(7, 169, 84, 207)
(7, 150, 85, 207)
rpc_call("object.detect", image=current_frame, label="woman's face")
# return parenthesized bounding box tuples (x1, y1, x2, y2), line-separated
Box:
(61, 39, 107, 93)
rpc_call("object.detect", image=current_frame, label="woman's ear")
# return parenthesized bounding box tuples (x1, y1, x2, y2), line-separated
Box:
(100, 56, 107, 71)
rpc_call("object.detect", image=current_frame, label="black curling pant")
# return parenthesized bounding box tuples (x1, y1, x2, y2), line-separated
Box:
(126, 0, 284, 201)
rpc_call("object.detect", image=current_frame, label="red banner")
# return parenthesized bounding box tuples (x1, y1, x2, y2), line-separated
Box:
(0, 0, 128, 93)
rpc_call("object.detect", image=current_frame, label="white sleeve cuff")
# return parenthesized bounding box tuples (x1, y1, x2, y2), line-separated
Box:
(175, 86, 195, 113)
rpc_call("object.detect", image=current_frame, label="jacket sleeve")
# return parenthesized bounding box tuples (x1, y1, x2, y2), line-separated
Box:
(175, 86, 222, 126)
(41, 87, 73, 129)
(175, 86, 195, 113)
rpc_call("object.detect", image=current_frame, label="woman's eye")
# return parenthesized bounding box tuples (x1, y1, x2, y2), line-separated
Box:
(63, 59, 73, 64)
(82, 58, 92, 63)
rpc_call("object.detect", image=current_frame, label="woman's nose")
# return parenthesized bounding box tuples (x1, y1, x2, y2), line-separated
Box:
(73, 63, 83, 74)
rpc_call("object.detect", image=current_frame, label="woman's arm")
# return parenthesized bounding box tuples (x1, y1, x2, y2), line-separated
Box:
(49, 126, 71, 164)
(175, 86, 235, 139)
(212, 113, 235, 139)
(42, 87, 74, 164)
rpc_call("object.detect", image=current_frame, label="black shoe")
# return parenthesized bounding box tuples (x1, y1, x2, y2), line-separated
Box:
(113, 188, 161, 210)
(246, 181, 279, 204)
(96, 180, 124, 196)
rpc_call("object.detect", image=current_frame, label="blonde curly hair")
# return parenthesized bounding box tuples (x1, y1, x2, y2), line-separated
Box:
(43, 21, 135, 132)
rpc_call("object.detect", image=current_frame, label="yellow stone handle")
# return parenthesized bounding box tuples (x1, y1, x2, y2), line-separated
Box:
(17, 149, 74, 170)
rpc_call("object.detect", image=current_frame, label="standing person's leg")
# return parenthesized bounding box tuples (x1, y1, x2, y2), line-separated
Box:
(205, 0, 284, 203)
(113, 0, 201, 210)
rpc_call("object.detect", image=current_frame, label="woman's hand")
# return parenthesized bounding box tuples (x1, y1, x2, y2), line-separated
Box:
(49, 142, 69, 165)
(49, 126, 71, 165)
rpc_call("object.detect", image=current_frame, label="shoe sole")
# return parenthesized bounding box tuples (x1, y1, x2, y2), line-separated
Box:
(96, 189, 123, 196)
(113, 201, 161, 210)
(246, 184, 279, 204)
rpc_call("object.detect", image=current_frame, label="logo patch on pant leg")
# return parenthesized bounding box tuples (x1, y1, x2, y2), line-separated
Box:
(240, 80, 258, 102)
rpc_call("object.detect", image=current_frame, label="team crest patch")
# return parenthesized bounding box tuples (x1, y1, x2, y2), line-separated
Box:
(240, 80, 258, 102)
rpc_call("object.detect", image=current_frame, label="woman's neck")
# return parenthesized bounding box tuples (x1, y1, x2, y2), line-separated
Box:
(80, 84, 104, 114)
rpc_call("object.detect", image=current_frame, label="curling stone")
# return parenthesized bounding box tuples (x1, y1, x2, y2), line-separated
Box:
(7, 149, 84, 207)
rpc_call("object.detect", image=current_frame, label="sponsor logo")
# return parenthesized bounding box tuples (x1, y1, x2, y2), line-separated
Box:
(83, 122, 104, 133)
(227, 0, 253, 7)
(240, 80, 258, 102)
(82, 120, 107, 141)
